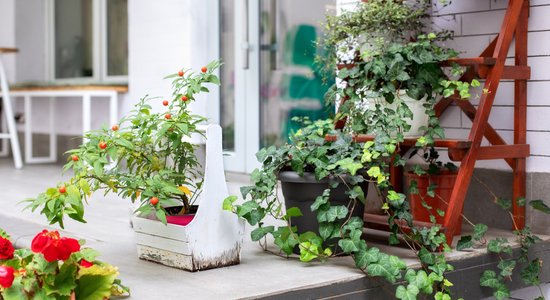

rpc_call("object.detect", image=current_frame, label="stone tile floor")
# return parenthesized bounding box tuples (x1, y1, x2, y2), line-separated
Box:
(0, 161, 548, 299)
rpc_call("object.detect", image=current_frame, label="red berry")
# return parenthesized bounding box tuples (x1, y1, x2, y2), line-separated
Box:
(178, 70, 184, 77)
(181, 95, 188, 102)
(150, 197, 159, 206)
(99, 142, 107, 149)
(71, 155, 79, 162)
(59, 186, 66, 194)
(162, 100, 169, 106)
(111, 124, 119, 131)
(201, 66, 207, 73)
(165, 113, 172, 120)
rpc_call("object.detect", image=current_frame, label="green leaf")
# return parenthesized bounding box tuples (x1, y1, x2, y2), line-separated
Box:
(285, 207, 303, 218)
(155, 209, 167, 225)
(299, 242, 320, 262)
(456, 235, 473, 251)
(250, 226, 275, 241)
(222, 195, 237, 211)
(395, 284, 419, 300)
(473, 224, 488, 241)
(493, 283, 510, 300)
(529, 200, 550, 214)
(51, 263, 78, 296)
(520, 259, 541, 285)
(418, 247, 435, 265)
(498, 259, 516, 277)
(74, 265, 119, 300)
(2, 277, 27, 300)
(496, 198, 512, 210)
(337, 158, 363, 176)
(479, 270, 500, 288)
(318, 222, 334, 240)
(338, 239, 359, 254)
(325, 205, 348, 222)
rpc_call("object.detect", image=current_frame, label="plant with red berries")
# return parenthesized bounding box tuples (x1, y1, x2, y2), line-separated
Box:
(0, 228, 128, 299)
(26, 61, 221, 227)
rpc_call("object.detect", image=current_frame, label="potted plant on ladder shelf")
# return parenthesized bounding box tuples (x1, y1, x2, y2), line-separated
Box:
(26, 61, 244, 271)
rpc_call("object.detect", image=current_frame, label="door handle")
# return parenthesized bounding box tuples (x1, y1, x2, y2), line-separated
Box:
(241, 0, 250, 70)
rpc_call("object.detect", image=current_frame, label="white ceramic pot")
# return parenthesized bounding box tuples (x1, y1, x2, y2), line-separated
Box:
(365, 90, 429, 137)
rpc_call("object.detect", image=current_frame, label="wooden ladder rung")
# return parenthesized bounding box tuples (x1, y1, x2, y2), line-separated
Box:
(449, 144, 530, 162)
(441, 57, 496, 67)
(478, 65, 531, 80)
(325, 135, 472, 149)
(364, 213, 446, 234)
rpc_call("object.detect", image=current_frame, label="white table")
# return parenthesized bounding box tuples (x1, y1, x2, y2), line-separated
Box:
(2, 85, 127, 163)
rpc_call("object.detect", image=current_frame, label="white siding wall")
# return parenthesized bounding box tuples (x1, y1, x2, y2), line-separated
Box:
(340, 0, 550, 173)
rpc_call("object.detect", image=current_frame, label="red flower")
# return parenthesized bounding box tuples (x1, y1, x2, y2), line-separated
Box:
(0, 266, 14, 288)
(0, 237, 14, 260)
(79, 259, 93, 268)
(31, 230, 80, 262)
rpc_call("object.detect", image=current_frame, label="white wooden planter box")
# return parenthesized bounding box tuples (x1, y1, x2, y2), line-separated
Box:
(132, 124, 245, 271)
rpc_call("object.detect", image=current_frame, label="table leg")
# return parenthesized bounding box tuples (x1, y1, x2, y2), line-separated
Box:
(49, 97, 57, 162)
(24, 95, 32, 164)
(109, 92, 118, 126)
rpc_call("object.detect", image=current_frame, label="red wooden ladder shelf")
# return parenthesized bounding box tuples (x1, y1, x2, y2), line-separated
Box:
(330, 0, 531, 245)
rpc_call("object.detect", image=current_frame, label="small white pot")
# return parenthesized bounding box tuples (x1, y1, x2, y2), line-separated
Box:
(365, 90, 429, 137)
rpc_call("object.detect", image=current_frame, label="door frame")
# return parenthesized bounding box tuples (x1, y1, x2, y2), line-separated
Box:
(210, 0, 261, 174)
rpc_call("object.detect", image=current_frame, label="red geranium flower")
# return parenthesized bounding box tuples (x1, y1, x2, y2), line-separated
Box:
(0, 266, 14, 288)
(79, 259, 93, 268)
(31, 230, 80, 262)
(0, 237, 14, 260)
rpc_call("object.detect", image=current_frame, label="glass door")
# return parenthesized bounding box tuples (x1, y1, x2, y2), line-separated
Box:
(220, 0, 337, 173)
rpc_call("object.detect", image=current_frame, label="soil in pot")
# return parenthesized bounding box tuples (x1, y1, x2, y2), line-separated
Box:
(279, 171, 367, 255)
(165, 205, 198, 226)
(405, 171, 461, 234)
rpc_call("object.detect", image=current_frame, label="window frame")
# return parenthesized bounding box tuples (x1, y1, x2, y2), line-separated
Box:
(46, 0, 128, 84)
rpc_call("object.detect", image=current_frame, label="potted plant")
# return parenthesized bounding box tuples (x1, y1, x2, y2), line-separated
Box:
(320, 0, 478, 138)
(25, 62, 244, 272)
(406, 147, 461, 233)
(225, 118, 370, 259)
(0, 228, 128, 299)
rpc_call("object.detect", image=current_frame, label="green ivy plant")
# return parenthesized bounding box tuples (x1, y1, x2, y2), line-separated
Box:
(225, 1, 548, 299)
(25, 61, 222, 228)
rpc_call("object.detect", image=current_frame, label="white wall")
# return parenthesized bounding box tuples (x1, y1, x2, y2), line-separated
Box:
(9, 0, 219, 137)
(0, 0, 16, 83)
(126, 0, 219, 120)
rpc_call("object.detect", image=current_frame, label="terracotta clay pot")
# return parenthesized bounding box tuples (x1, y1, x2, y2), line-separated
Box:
(405, 170, 462, 235)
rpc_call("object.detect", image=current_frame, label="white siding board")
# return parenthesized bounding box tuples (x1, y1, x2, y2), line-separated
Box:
(461, 10, 506, 36)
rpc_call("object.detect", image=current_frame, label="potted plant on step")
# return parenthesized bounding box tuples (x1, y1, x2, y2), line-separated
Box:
(26, 62, 244, 272)
(225, 118, 370, 259)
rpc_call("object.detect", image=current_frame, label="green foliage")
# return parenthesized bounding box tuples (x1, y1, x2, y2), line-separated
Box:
(25, 61, 222, 227)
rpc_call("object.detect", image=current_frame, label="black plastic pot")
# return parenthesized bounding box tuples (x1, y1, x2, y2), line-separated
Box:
(278, 171, 367, 254)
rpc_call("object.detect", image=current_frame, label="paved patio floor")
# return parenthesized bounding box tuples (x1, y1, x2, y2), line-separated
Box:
(0, 160, 549, 299)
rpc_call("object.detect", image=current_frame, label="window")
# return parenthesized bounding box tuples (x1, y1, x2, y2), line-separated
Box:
(51, 0, 128, 82)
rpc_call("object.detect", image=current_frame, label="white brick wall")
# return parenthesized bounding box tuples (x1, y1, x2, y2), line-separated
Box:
(432, 0, 550, 172)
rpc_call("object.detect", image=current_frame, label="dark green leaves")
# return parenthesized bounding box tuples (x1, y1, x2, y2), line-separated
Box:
(529, 200, 550, 214)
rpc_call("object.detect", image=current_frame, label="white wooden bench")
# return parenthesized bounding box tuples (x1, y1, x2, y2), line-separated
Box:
(1, 84, 127, 163)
